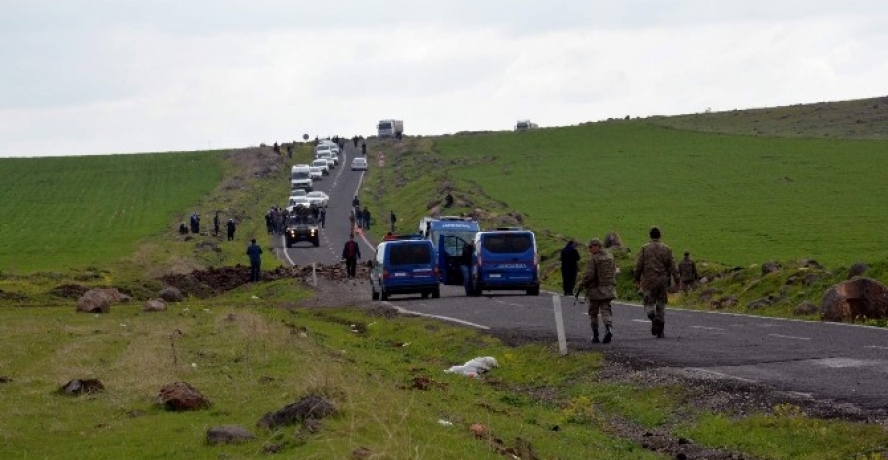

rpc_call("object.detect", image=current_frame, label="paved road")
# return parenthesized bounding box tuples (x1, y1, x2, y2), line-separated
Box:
(272, 142, 888, 413)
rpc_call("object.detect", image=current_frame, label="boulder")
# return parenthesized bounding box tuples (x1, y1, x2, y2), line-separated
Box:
(746, 297, 772, 310)
(257, 396, 337, 430)
(821, 277, 888, 322)
(76, 289, 114, 313)
(159, 286, 184, 302)
(158, 381, 211, 411)
(603, 231, 623, 249)
(143, 299, 167, 312)
(206, 425, 255, 445)
(847, 262, 869, 279)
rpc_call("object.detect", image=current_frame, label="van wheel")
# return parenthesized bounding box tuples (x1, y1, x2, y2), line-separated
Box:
(313, 239, 320, 247)
(472, 280, 483, 296)
(380, 291, 388, 301)
(421, 292, 429, 299)
(372, 288, 379, 301)
(526, 286, 540, 296)
(432, 288, 440, 299)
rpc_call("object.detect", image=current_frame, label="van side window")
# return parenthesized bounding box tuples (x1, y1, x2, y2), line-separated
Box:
(390, 244, 431, 265)
(482, 234, 532, 253)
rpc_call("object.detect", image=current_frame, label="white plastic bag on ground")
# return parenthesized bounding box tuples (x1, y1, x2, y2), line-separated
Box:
(444, 356, 499, 377)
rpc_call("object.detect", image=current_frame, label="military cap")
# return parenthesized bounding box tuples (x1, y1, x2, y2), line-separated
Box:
(588, 238, 602, 247)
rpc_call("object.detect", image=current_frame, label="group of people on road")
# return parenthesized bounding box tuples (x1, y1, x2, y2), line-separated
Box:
(561, 226, 699, 344)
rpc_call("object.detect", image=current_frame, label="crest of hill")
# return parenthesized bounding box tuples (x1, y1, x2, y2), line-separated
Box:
(643, 95, 888, 140)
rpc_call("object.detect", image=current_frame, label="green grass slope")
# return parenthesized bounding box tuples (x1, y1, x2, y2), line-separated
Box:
(0, 152, 223, 273)
(432, 122, 888, 268)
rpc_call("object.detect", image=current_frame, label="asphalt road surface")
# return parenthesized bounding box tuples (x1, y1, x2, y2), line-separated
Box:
(272, 140, 888, 414)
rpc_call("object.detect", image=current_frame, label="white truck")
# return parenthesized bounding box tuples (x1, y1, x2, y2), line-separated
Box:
(290, 165, 313, 191)
(377, 119, 404, 138)
(515, 120, 538, 131)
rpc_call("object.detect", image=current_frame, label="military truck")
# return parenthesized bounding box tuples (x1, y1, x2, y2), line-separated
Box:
(284, 213, 320, 247)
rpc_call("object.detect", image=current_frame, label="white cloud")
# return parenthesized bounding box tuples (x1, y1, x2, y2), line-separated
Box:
(1, 1, 886, 156)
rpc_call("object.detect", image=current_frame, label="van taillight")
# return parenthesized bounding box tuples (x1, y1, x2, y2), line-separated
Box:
(382, 269, 389, 280)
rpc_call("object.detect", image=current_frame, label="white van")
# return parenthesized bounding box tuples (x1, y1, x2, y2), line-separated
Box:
(290, 165, 313, 191)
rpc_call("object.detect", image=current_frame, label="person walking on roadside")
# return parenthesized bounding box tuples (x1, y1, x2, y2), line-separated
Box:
(341, 234, 361, 278)
(389, 211, 397, 233)
(226, 219, 236, 241)
(581, 238, 617, 343)
(559, 240, 581, 296)
(678, 251, 699, 293)
(634, 226, 679, 339)
(361, 142, 367, 156)
(460, 241, 475, 295)
(247, 239, 263, 282)
(319, 207, 326, 228)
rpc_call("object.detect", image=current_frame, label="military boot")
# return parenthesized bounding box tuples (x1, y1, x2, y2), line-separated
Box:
(655, 320, 665, 339)
(591, 326, 600, 344)
(603, 324, 613, 344)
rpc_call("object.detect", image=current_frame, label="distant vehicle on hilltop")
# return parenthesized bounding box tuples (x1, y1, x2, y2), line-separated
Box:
(378, 119, 404, 138)
(515, 120, 538, 131)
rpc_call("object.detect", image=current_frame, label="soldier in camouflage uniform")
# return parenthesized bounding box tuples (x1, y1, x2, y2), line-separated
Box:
(634, 227, 679, 338)
(580, 238, 617, 343)
(678, 251, 699, 293)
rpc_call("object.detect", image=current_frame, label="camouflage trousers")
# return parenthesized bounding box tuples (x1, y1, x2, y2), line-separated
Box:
(588, 299, 613, 328)
(642, 285, 668, 322)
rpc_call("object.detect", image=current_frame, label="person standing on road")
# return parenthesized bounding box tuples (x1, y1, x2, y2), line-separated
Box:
(226, 219, 236, 241)
(460, 241, 475, 295)
(559, 240, 580, 296)
(362, 207, 371, 231)
(319, 208, 326, 228)
(341, 234, 361, 278)
(581, 238, 617, 343)
(361, 142, 367, 156)
(678, 251, 699, 293)
(634, 226, 679, 339)
(247, 239, 263, 282)
(390, 211, 397, 233)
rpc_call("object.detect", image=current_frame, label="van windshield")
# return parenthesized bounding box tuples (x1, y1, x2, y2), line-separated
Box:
(482, 234, 532, 253)
(292, 171, 310, 179)
(379, 122, 392, 129)
(389, 244, 431, 265)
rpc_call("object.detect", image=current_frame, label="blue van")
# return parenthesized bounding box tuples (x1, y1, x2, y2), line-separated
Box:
(471, 229, 540, 296)
(419, 216, 480, 286)
(370, 240, 440, 301)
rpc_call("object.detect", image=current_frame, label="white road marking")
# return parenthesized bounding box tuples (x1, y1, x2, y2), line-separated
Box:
(809, 358, 878, 368)
(768, 333, 811, 341)
(690, 325, 727, 331)
(389, 304, 489, 330)
(631, 319, 650, 323)
(864, 345, 888, 350)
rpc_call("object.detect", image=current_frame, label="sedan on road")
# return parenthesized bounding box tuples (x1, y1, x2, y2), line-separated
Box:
(351, 157, 368, 171)
(306, 191, 330, 208)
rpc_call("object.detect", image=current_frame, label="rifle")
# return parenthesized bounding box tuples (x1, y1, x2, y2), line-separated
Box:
(573, 286, 585, 305)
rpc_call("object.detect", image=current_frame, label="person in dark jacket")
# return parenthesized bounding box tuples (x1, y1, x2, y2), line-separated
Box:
(560, 240, 581, 296)
(341, 234, 361, 278)
(390, 211, 397, 233)
(246, 239, 263, 282)
(213, 212, 220, 237)
(226, 219, 236, 241)
(319, 208, 326, 228)
(362, 207, 371, 231)
(460, 241, 475, 295)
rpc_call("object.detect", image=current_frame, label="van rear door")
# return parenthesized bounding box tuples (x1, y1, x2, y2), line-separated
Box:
(384, 243, 436, 288)
(479, 232, 536, 284)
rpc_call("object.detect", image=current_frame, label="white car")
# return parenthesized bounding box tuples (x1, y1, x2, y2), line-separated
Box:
(309, 167, 323, 180)
(289, 189, 307, 201)
(315, 144, 332, 156)
(287, 196, 311, 211)
(306, 191, 330, 207)
(351, 157, 368, 171)
(311, 159, 330, 175)
(316, 151, 338, 166)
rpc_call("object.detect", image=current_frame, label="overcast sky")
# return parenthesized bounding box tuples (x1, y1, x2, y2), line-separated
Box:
(1, 1, 886, 157)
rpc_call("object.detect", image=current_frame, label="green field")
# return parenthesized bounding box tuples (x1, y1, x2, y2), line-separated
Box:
(0, 152, 223, 273)
(428, 122, 888, 268)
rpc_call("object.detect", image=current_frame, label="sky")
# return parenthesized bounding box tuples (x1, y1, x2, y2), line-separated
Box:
(1, 1, 886, 157)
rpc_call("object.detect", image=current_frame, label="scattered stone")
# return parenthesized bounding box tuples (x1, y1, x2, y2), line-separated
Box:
(50, 284, 90, 299)
(158, 381, 211, 411)
(603, 231, 624, 248)
(821, 277, 888, 322)
(746, 297, 772, 310)
(257, 396, 337, 430)
(848, 262, 869, 279)
(793, 301, 819, 316)
(143, 298, 167, 312)
(470, 423, 488, 439)
(803, 273, 825, 286)
(206, 425, 256, 445)
(800, 259, 823, 269)
(0, 376, 11, 384)
(302, 418, 323, 434)
(351, 446, 372, 459)
(59, 378, 105, 395)
(762, 261, 781, 275)
(158, 286, 184, 302)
